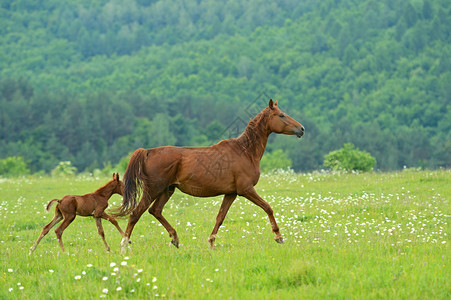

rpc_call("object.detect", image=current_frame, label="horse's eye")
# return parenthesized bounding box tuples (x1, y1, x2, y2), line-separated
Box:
(279, 114, 285, 118)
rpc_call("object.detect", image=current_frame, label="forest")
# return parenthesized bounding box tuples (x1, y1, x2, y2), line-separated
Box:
(0, 0, 450, 173)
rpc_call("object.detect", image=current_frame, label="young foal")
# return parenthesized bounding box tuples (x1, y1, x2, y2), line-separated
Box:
(115, 99, 305, 254)
(29, 173, 125, 254)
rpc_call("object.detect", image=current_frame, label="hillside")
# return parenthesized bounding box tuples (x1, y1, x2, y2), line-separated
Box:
(0, 0, 450, 172)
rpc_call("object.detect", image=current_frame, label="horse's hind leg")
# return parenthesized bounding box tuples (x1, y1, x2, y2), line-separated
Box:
(208, 193, 237, 249)
(95, 217, 110, 252)
(121, 191, 154, 254)
(148, 187, 178, 247)
(29, 212, 63, 254)
(54, 214, 76, 252)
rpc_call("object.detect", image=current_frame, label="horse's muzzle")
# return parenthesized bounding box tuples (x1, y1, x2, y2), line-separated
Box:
(295, 126, 305, 138)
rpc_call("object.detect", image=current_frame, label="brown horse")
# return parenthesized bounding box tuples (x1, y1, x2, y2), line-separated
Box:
(29, 173, 125, 254)
(115, 99, 304, 254)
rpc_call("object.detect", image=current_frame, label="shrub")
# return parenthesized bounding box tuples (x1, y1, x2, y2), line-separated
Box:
(0, 156, 30, 177)
(324, 143, 376, 172)
(51, 161, 77, 177)
(261, 149, 292, 173)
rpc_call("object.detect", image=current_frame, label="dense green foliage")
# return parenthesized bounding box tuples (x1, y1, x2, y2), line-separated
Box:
(260, 149, 292, 172)
(2, 170, 449, 298)
(50, 161, 78, 177)
(0, 156, 30, 176)
(0, 0, 450, 173)
(324, 143, 377, 172)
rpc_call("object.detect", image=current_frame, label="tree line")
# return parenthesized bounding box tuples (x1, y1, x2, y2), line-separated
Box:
(0, 0, 450, 173)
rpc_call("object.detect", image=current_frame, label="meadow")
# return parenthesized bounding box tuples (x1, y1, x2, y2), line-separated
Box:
(1, 169, 449, 299)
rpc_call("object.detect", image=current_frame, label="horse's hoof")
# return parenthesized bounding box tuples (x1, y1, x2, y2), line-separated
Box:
(275, 237, 284, 244)
(171, 239, 179, 248)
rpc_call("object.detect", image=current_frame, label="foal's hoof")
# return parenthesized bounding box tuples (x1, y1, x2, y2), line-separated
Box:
(275, 237, 284, 244)
(171, 239, 179, 248)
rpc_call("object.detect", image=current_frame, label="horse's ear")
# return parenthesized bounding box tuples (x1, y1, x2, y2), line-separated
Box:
(275, 99, 278, 106)
(116, 173, 120, 181)
(269, 99, 274, 109)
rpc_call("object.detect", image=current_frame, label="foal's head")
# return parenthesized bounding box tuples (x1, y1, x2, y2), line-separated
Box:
(266, 99, 305, 138)
(109, 173, 124, 196)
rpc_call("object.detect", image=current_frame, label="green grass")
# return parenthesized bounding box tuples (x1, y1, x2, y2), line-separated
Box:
(0, 170, 449, 299)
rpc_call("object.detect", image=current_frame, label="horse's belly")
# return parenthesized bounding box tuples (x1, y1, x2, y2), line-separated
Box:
(177, 181, 235, 197)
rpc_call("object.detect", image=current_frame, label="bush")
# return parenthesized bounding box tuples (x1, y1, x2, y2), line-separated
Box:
(324, 143, 376, 172)
(261, 149, 292, 173)
(0, 156, 30, 177)
(51, 161, 77, 177)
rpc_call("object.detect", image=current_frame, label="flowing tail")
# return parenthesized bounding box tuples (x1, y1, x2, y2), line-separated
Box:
(113, 148, 148, 217)
(46, 199, 60, 211)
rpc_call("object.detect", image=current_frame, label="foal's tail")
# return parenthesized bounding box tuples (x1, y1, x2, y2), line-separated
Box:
(46, 199, 60, 212)
(113, 148, 148, 217)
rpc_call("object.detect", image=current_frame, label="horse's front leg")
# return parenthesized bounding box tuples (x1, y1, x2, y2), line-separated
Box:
(100, 212, 125, 237)
(95, 217, 110, 252)
(241, 187, 284, 244)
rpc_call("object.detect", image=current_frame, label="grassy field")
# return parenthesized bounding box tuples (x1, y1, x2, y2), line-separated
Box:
(0, 170, 449, 299)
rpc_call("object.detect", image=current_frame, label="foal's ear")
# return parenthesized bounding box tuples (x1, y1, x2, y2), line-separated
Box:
(269, 99, 274, 109)
(274, 99, 278, 106)
(116, 173, 120, 181)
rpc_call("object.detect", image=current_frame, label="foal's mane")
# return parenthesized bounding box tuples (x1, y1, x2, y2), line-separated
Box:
(95, 179, 116, 196)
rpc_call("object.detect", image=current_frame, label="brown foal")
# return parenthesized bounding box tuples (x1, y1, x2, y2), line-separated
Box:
(114, 99, 305, 254)
(29, 173, 125, 254)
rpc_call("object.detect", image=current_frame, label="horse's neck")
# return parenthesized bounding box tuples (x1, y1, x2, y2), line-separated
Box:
(236, 112, 270, 162)
(95, 184, 115, 199)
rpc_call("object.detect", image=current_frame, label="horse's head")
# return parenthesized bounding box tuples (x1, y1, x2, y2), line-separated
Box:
(267, 99, 304, 138)
(111, 173, 125, 196)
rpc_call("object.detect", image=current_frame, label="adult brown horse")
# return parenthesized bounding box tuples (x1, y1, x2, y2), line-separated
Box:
(115, 99, 304, 254)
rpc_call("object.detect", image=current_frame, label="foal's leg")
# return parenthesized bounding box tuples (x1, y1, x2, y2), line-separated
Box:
(95, 217, 110, 252)
(54, 214, 76, 252)
(100, 212, 125, 237)
(120, 191, 154, 255)
(148, 187, 178, 247)
(241, 187, 284, 244)
(208, 193, 237, 249)
(29, 212, 63, 254)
